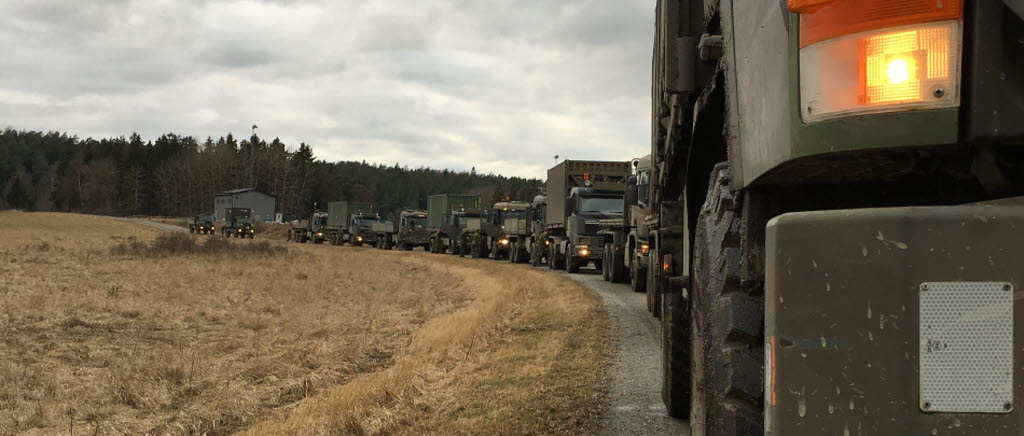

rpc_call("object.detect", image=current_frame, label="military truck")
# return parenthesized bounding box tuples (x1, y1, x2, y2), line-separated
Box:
(545, 160, 629, 273)
(188, 214, 215, 235)
(647, 2, 1024, 435)
(289, 211, 330, 244)
(463, 200, 530, 260)
(426, 194, 481, 254)
(347, 211, 381, 246)
(599, 156, 653, 289)
(374, 210, 431, 251)
(222, 208, 254, 239)
(492, 200, 532, 263)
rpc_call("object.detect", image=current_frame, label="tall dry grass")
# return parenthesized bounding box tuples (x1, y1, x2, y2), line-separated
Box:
(0, 211, 608, 435)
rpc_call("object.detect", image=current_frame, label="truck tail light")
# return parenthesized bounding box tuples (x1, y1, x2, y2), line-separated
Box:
(794, 1, 963, 123)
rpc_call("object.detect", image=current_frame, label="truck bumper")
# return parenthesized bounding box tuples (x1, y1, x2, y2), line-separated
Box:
(765, 205, 1024, 436)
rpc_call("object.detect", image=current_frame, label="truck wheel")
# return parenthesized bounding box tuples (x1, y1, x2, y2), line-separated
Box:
(647, 257, 661, 317)
(566, 245, 579, 273)
(611, 246, 627, 283)
(662, 284, 691, 419)
(689, 164, 763, 435)
(602, 244, 612, 281)
(547, 244, 556, 269)
(631, 260, 647, 293)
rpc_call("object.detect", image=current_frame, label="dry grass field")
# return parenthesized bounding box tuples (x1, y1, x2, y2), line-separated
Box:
(0, 211, 609, 435)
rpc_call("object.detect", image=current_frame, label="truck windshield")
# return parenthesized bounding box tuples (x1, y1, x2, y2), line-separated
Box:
(499, 210, 526, 221)
(407, 217, 427, 227)
(580, 196, 623, 215)
(355, 218, 379, 227)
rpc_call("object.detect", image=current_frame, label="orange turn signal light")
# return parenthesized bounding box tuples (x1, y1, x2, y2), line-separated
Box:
(797, 0, 962, 48)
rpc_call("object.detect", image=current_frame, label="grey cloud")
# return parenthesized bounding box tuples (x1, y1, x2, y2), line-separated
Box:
(0, 0, 654, 179)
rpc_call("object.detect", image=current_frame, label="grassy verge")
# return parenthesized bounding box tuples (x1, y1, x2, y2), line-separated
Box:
(0, 211, 609, 435)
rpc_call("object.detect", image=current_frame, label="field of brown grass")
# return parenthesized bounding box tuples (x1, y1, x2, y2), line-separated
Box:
(0, 211, 608, 435)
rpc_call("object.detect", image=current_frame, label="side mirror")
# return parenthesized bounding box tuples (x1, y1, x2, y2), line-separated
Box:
(565, 197, 576, 215)
(625, 185, 639, 207)
(627, 175, 638, 186)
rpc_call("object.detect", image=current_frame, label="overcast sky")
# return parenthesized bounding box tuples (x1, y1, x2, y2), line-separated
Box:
(0, 0, 654, 179)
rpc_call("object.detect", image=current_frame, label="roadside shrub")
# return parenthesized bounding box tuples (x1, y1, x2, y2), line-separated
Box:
(110, 233, 286, 257)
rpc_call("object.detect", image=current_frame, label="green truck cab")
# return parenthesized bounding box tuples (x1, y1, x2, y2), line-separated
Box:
(222, 208, 254, 239)
(188, 214, 215, 235)
(649, 2, 1024, 435)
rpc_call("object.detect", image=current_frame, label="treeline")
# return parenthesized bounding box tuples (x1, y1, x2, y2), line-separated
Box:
(0, 129, 542, 218)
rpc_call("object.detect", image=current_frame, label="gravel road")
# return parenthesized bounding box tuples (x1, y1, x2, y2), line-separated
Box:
(120, 218, 188, 233)
(566, 269, 690, 436)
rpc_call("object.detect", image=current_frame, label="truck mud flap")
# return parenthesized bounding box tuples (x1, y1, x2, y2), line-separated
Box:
(765, 205, 1024, 436)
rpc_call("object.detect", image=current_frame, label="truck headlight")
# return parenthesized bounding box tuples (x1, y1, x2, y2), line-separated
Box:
(580, 249, 589, 257)
(500, 239, 510, 245)
(793, 1, 962, 123)
(357, 236, 363, 242)
(250, 229, 254, 233)
(641, 244, 649, 254)
(545, 240, 550, 246)
(317, 232, 323, 237)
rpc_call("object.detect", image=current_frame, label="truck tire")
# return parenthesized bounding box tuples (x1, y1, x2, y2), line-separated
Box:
(602, 244, 612, 281)
(508, 242, 518, 263)
(662, 285, 691, 419)
(547, 244, 557, 269)
(647, 258, 661, 318)
(631, 260, 647, 293)
(690, 164, 763, 436)
(611, 246, 627, 283)
(566, 244, 579, 273)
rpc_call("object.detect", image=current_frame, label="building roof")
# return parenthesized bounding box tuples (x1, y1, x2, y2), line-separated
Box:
(215, 188, 276, 198)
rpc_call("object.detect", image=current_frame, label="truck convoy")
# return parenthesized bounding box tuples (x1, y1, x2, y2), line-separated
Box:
(544, 160, 629, 273)
(222, 208, 254, 238)
(188, 214, 215, 235)
(639, 1, 1024, 435)
(264, 3, 1024, 433)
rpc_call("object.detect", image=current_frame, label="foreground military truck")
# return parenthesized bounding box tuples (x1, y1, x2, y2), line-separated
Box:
(328, 201, 372, 246)
(545, 160, 629, 273)
(649, 1, 1024, 435)
(426, 194, 481, 254)
(188, 214, 215, 235)
(222, 208, 254, 239)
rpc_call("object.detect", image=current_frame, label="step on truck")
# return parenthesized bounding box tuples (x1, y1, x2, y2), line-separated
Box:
(426, 194, 481, 255)
(374, 210, 431, 251)
(222, 208, 254, 239)
(649, 1, 1024, 435)
(544, 160, 629, 273)
(188, 214, 215, 235)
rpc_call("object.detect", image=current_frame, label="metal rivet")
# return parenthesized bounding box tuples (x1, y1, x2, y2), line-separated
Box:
(807, 106, 813, 114)
(921, 284, 929, 291)
(1004, 284, 1012, 292)
(923, 402, 932, 410)
(1005, 402, 1013, 411)
(934, 88, 946, 98)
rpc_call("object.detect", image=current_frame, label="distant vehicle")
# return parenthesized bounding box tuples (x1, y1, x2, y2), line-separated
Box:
(289, 201, 373, 245)
(373, 210, 431, 251)
(222, 208, 254, 239)
(599, 156, 651, 287)
(544, 160, 629, 273)
(526, 194, 548, 267)
(426, 194, 481, 254)
(188, 214, 215, 235)
(347, 212, 381, 246)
